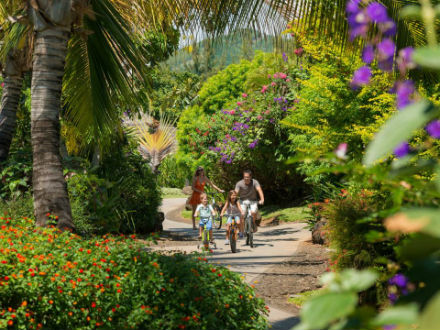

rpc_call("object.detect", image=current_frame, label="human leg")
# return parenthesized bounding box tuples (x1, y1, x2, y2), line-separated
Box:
(192, 204, 197, 230)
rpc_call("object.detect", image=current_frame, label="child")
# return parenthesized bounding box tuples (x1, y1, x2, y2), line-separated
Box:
(194, 193, 216, 242)
(220, 190, 243, 245)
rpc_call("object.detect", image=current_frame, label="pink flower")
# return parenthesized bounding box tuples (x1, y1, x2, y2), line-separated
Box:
(286, 78, 291, 82)
(230, 110, 235, 115)
(267, 74, 272, 79)
(271, 82, 276, 87)
(237, 101, 243, 106)
(265, 110, 270, 115)
(279, 73, 287, 79)
(273, 73, 279, 79)
(242, 93, 248, 98)
(261, 85, 268, 93)
(0, 82, 4, 88)
(335, 143, 348, 159)
(257, 115, 263, 120)
(294, 47, 304, 56)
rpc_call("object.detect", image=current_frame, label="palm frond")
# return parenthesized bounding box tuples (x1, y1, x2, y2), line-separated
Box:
(125, 113, 177, 171)
(63, 0, 147, 148)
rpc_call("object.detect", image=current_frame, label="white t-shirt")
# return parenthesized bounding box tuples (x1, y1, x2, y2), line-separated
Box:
(196, 204, 214, 219)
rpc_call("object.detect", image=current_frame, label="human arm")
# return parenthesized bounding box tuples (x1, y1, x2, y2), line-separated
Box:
(220, 201, 228, 217)
(256, 186, 265, 205)
(191, 177, 204, 194)
(209, 205, 216, 217)
(194, 205, 201, 217)
(237, 202, 244, 216)
(206, 177, 224, 193)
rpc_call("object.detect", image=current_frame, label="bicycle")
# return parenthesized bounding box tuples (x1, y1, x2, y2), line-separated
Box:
(244, 206, 255, 248)
(225, 215, 240, 253)
(207, 191, 225, 230)
(197, 217, 217, 251)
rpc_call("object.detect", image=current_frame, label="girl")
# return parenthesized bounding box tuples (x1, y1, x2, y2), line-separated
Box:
(220, 190, 243, 245)
(194, 193, 216, 241)
(188, 166, 223, 230)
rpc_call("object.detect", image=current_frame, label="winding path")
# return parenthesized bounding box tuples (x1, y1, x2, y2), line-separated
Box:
(158, 198, 311, 330)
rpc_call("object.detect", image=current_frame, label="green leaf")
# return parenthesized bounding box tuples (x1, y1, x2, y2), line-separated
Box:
(403, 208, 440, 238)
(413, 47, 440, 70)
(364, 100, 437, 166)
(372, 304, 418, 326)
(419, 292, 440, 329)
(339, 269, 378, 292)
(298, 292, 357, 329)
(399, 5, 422, 20)
(399, 233, 440, 260)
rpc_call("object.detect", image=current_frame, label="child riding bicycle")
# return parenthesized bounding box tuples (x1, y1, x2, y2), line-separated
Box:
(194, 193, 216, 242)
(220, 190, 244, 245)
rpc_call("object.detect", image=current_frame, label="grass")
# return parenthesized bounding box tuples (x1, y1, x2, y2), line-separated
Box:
(288, 289, 322, 307)
(181, 204, 311, 222)
(260, 205, 311, 222)
(182, 209, 193, 220)
(161, 187, 187, 199)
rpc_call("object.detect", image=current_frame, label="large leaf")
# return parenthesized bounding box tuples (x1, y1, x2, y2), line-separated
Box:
(297, 292, 358, 330)
(364, 100, 438, 166)
(371, 304, 418, 326)
(419, 292, 440, 329)
(413, 46, 440, 70)
(386, 208, 440, 238)
(399, 233, 440, 260)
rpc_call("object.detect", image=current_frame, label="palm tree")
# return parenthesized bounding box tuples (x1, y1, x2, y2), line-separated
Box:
(1, 0, 300, 229)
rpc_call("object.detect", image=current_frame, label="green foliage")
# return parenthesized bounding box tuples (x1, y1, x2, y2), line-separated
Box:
(67, 150, 162, 235)
(0, 217, 268, 330)
(157, 155, 190, 188)
(176, 51, 310, 202)
(0, 192, 33, 219)
(0, 148, 32, 200)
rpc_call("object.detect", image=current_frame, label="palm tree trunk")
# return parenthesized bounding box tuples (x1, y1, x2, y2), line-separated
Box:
(0, 52, 23, 162)
(31, 28, 74, 231)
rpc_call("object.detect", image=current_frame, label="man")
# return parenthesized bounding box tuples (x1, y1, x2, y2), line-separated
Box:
(235, 169, 264, 234)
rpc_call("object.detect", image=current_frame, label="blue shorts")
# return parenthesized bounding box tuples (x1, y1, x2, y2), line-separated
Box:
(226, 215, 241, 225)
(199, 218, 212, 230)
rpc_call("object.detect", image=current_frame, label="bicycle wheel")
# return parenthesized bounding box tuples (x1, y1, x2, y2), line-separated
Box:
(213, 205, 222, 229)
(245, 216, 250, 246)
(249, 230, 254, 248)
(203, 227, 209, 251)
(230, 228, 237, 253)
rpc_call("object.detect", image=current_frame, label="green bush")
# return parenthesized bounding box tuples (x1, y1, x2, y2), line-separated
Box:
(157, 155, 190, 188)
(0, 217, 268, 330)
(67, 151, 161, 235)
(0, 192, 33, 219)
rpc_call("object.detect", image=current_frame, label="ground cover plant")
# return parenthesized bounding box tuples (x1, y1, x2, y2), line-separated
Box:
(0, 216, 268, 330)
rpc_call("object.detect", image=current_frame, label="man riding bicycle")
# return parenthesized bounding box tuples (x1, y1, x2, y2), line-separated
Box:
(234, 169, 264, 234)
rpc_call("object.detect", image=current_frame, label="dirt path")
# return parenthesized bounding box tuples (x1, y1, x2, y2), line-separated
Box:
(156, 198, 328, 329)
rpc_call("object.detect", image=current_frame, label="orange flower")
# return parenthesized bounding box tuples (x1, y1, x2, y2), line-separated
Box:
(21, 301, 27, 307)
(48, 300, 53, 304)
(7, 320, 13, 326)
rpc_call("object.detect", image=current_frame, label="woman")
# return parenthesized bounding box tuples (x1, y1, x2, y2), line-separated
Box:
(189, 166, 223, 229)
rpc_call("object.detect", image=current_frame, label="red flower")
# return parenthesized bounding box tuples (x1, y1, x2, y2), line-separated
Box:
(218, 273, 222, 277)
(91, 302, 96, 308)
(46, 213, 50, 217)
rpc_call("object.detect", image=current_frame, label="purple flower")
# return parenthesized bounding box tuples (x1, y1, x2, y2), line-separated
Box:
(231, 136, 237, 142)
(377, 39, 395, 59)
(383, 325, 397, 330)
(389, 274, 408, 288)
(362, 44, 375, 64)
(387, 292, 398, 304)
(225, 159, 232, 164)
(282, 52, 288, 62)
(351, 66, 372, 88)
(249, 142, 256, 149)
(426, 120, 440, 139)
(396, 80, 415, 109)
(378, 57, 394, 72)
(243, 124, 249, 130)
(394, 142, 410, 158)
(346, 0, 361, 14)
(381, 20, 397, 37)
(397, 47, 415, 74)
(366, 2, 389, 23)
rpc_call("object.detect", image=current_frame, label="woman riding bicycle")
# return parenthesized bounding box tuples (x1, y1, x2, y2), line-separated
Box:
(220, 190, 243, 245)
(189, 166, 224, 230)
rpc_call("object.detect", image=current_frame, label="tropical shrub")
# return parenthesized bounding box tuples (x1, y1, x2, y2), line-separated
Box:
(157, 155, 190, 188)
(0, 217, 268, 330)
(176, 51, 310, 202)
(67, 150, 161, 235)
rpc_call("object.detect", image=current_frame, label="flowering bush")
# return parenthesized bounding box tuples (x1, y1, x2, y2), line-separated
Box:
(0, 216, 268, 329)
